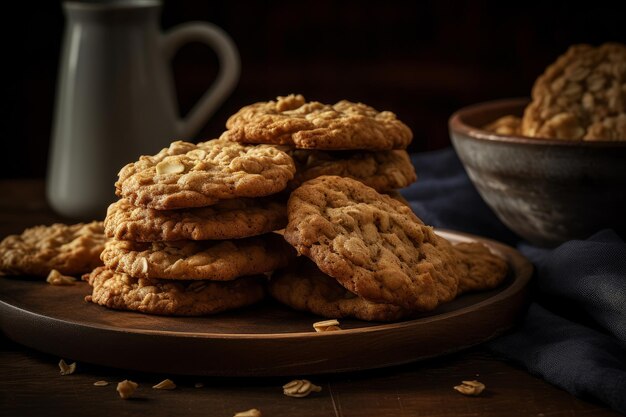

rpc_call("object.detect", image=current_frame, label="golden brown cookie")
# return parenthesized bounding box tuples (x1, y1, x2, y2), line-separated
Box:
(522, 43, 626, 140)
(84, 267, 265, 316)
(483, 115, 522, 136)
(222, 94, 413, 150)
(105, 197, 287, 242)
(116, 138, 296, 210)
(284, 176, 464, 311)
(0, 222, 105, 277)
(101, 233, 294, 281)
(289, 149, 416, 192)
(453, 242, 509, 294)
(269, 258, 409, 321)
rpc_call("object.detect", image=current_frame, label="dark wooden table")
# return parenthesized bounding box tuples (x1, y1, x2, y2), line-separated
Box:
(0, 180, 620, 417)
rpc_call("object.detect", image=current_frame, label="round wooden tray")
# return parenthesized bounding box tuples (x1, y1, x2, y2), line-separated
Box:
(0, 230, 532, 376)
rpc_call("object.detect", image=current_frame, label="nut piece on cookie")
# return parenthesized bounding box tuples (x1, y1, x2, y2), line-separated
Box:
(222, 94, 413, 150)
(0, 221, 105, 277)
(115, 138, 296, 210)
(522, 43, 626, 140)
(284, 176, 506, 311)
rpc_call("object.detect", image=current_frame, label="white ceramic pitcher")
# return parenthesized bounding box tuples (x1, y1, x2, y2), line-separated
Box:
(47, 0, 240, 220)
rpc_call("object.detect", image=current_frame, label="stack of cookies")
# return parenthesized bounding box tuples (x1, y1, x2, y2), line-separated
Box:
(84, 139, 297, 316)
(217, 94, 507, 321)
(75, 94, 508, 322)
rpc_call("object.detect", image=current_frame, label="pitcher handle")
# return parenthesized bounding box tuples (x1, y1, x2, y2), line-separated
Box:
(161, 22, 240, 139)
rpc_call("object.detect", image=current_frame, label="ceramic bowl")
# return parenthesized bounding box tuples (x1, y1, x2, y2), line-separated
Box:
(449, 98, 626, 246)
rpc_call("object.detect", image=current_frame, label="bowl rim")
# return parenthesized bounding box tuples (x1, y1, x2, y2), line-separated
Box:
(449, 97, 626, 147)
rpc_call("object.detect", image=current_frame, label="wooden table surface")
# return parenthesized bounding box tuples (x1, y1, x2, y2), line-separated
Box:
(0, 180, 620, 417)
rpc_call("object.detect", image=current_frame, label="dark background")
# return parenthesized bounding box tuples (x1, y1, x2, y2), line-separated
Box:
(3, 0, 626, 179)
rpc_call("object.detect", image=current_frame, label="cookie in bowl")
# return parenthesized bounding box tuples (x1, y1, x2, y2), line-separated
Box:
(450, 44, 626, 246)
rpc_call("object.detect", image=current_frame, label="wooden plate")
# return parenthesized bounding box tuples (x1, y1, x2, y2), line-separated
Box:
(0, 229, 532, 376)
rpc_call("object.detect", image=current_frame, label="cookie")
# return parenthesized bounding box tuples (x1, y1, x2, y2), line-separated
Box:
(269, 258, 409, 321)
(84, 267, 265, 316)
(483, 115, 522, 136)
(105, 197, 287, 242)
(522, 43, 626, 140)
(454, 242, 509, 294)
(289, 149, 416, 192)
(101, 233, 294, 281)
(284, 176, 464, 311)
(0, 221, 105, 277)
(222, 94, 413, 150)
(116, 138, 296, 210)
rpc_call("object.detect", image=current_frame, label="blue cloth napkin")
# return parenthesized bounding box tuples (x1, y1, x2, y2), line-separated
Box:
(402, 148, 626, 414)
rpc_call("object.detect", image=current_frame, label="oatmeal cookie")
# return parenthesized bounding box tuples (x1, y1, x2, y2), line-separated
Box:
(116, 138, 296, 210)
(84, 267, 264, 316)
(222, 94, 413, 150)
(453, 242, 509, 294)
(522, 43, 626, 140)
(483, 115, 522, 136)
(289, 149, 416, 192)
(101, 234, 294, 281)
(284, 176, 464, 311)
(105, 197, 287, 242)
(269, 258, 409, 321)
(0, 221, 105, 277)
